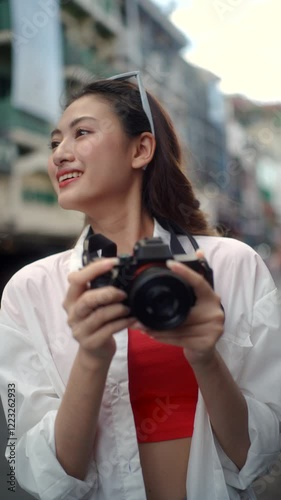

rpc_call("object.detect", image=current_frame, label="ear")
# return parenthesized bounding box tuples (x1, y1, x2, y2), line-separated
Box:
(131, 132, 156, 170)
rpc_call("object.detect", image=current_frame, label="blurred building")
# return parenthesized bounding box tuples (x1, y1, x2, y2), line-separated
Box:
(0, 0, 227, 296)
(222, 95, 281, 248)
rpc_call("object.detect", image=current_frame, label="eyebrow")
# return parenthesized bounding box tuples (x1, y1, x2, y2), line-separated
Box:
(50, 116, 97, 138)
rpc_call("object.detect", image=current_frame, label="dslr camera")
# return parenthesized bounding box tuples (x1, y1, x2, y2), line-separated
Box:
(83, 236, 213, 330)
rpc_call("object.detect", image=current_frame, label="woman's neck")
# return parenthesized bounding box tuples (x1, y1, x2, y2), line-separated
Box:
(88, 210, 154, 255)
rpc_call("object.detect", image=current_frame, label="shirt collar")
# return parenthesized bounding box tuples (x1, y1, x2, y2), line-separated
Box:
(69, 218, 172, 273)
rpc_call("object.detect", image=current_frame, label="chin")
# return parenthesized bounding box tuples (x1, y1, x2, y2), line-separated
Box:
(57, 193, 92, 213)
(57, 194, 80, 211)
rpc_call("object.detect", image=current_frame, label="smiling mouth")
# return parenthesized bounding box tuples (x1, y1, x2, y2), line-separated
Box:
(58, 172, 82, 183)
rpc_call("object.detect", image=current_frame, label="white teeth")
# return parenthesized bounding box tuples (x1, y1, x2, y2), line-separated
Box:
(58, 172, 82, 182)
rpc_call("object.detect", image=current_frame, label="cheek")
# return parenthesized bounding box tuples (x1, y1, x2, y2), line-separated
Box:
(74, 138, 96, 158)
(74, 133, 120, 165)
(47, 157, 57, 185)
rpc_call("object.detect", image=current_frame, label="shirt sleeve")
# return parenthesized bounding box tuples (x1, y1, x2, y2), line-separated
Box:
(0, 279, 98, 499)
(215, 287, 281, 490)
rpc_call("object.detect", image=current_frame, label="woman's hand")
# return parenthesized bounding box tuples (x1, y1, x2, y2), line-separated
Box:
(63, 258, 135, 366)
(131, 250, 224, 368)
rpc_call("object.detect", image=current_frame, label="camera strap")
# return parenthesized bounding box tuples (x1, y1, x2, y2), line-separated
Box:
(83, 217, 200, 261)
(157, 217, 216, 293)
(155, 217, 199, 255)
(82, 229, 117, 262)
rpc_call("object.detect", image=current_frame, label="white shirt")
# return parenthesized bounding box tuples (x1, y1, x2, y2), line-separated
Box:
(0, 220, 281, 500)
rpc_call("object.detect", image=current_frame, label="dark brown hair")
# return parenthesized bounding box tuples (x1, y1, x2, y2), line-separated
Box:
(66, 78, 216, 236)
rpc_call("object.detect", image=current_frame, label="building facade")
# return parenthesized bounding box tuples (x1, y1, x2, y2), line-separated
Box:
(223, 95, 281, 245)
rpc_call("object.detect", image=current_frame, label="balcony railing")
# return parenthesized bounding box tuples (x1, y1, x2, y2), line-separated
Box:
(64, 39, 94, 68)
(63, 38, 115, 78)
(0, 98, 50, 137)
(72, 0, 122, 34)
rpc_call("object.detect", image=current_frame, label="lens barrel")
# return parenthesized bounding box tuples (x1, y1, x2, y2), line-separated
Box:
(129, 267, 195, 330)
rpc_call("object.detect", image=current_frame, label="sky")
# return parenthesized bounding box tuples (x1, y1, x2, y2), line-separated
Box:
(152, 0, 281, 103)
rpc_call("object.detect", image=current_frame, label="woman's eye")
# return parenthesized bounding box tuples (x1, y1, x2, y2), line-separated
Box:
(48, 140, 60, 150)
(76, 128, 90, 137)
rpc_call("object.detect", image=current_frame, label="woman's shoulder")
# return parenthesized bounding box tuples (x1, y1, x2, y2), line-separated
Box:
(179, 233, 258, 262)
(194, 234, 270, 275)
(195, 234, 256, 255)
(179, 233, 276, 297)
(193, 235, 277, 300)
(3, 249, 73, 297)
(0, 249, 77, 334)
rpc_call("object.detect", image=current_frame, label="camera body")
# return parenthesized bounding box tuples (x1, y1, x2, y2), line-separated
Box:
(83, 236, 213, 330)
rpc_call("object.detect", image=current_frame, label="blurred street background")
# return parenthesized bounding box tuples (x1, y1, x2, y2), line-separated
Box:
(0, 0, 281, 498)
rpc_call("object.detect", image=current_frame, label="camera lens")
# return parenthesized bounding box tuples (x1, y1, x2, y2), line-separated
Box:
(129, 267, 196, 330)
(145, 287, 179, 319)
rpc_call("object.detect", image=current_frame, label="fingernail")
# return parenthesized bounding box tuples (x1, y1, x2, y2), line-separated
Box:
(127, 317, 138, 326)
(106, 257, 119, 265)
(196, 249, 204, 258)
(132, 321, 147, 330)
(166, 259, 179, 268)
(122, 306, 131, 314)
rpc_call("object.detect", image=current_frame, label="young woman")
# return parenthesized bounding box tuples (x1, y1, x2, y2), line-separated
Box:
(0, 72, 280, 500)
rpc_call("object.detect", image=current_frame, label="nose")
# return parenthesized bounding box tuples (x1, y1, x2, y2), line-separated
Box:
(52, 140, 75, 166)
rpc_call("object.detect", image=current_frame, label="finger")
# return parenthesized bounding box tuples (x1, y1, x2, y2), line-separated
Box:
(195, 249, 205, 259)
(130, 295, 223, 336)
(181, 300, 224, 327)
(71, 302, 131, 338)
(143, 323, 222, 347)
(64, 258, 119, 307)
(135, 329, 193, 348)
(81, 316, 136, 351)
(72, 287, 127, 320)
(166, 258, 213, 299)
(146, 302, 224, 334)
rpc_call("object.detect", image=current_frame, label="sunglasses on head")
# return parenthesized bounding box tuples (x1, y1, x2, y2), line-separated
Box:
(107, 71, 155, 136)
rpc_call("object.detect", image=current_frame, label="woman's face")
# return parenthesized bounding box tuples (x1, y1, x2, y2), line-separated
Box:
(48, 95, 137, 213)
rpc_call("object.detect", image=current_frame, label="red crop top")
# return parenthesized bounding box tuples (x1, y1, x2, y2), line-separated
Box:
(128, 328, 198, 443)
